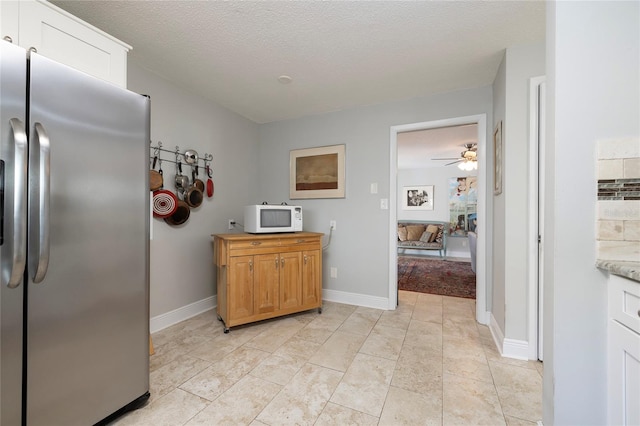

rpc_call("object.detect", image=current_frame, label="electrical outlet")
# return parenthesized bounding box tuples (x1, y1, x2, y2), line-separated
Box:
(228, 219, 235, 230)
(330, 267, 338, 278)
(330, 220, 336, 230)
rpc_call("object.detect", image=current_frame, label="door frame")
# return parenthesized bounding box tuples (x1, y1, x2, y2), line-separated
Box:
(388, 114, 489, 325)
(528, 75, 546, 360)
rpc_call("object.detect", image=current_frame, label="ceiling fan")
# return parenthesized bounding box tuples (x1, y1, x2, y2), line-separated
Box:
(432, 143, 478, 169)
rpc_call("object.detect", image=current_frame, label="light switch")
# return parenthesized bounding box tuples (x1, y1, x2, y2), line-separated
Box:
(370, 183, 378, 194)
(380, 198, 389, 209)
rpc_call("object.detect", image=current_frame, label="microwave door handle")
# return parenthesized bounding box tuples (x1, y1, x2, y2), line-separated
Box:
(6, 118, 28, 288)
(29, 123, 50, 284)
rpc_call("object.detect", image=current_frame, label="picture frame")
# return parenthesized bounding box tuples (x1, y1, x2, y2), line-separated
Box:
(494, 120, 503, 195)
(402, 185, 434, 210)
(290, 144, 345, 199)
(448, 177, 478, 236)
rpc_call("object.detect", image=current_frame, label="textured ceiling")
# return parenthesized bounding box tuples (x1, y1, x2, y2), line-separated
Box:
(51, 0, 545, 124)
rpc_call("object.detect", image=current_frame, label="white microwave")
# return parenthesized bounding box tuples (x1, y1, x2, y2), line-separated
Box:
(244, 204, 303, 233)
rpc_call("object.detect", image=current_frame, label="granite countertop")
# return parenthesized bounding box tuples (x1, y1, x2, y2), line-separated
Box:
(596, 260, 640, 282)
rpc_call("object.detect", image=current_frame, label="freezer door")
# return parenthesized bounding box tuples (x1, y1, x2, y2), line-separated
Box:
(0, 40, 27, 426)
(27, 53, 150, 425)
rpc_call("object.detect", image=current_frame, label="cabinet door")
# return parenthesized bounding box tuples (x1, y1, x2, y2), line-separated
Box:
(18, 1, 129, 87)
(229, 256, 255, 321)
(254, 254, 280, 314)
(608, 320, 640, 426)
(280, 252, 303, 310)
(302, 250, 321, 307)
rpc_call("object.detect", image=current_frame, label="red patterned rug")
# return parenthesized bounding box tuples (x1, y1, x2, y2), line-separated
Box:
(398, 256, 476, 299)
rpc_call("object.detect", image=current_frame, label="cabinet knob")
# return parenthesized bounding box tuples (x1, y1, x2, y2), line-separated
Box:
(3, 36, 13, 43)
(251, 241, 261, 246)
(637, 309, 640, 318)
(296, 239, 305, 243)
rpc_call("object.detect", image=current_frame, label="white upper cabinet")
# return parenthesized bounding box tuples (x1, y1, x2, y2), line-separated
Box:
(1, 0, 130, 87)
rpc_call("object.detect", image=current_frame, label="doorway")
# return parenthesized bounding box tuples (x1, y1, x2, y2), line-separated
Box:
(388, 114, 489, 325)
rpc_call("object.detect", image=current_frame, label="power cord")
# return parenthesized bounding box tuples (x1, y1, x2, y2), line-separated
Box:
(322, 226, 333, 250)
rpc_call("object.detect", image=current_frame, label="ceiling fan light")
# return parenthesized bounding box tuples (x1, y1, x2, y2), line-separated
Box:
(458, 160, 477, 171)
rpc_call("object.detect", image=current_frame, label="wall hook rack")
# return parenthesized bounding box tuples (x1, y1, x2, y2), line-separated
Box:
(149, 141, 213, 168)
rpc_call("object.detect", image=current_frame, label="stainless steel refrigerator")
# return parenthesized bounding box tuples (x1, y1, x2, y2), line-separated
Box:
(0, 40, 150, 425)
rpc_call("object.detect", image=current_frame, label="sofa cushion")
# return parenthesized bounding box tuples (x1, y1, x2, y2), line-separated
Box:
(419, 231, 433, 242)
(425, 224, 439, 242)
(406, 225, 426, 241)
(397, 226, 408, 241)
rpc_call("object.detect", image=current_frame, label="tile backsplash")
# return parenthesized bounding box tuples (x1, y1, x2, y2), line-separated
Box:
(597, 138, 640, 262)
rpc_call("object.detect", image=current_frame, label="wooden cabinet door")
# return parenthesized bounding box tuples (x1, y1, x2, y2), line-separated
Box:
(228, 256, 255, 321)
(254, 254, 280, 314)
(302, 250, 321, 307)
(279, 252, 303, 310)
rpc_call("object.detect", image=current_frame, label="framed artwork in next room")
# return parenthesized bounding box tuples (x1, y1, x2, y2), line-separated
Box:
(402, 185, 434, 210)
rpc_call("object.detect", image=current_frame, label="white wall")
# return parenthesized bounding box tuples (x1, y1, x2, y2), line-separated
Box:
(256, 87, 492, 302)
(127, 64, 259, 320)
(491, 43, 545, 344)
(492, 54, 506, 331)
(397, 167, 476, 259)
(544, 2, 639, 424)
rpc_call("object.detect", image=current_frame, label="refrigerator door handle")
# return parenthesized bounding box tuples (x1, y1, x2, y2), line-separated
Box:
(7, 118, 28, 288)
(29, 122, 51, 283)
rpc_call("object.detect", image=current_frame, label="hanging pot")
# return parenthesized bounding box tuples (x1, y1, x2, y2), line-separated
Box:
(184, 149, 198, 165)
(206, 164, 214, 198)
(164, 190, 190, 226)
(152, 189, 178, 218)
(175, 161, 189, 189)
(206, 178, 214, 198)
(150, 156, 163, 191)
(184, 169, 203, 208)
(192, 165, 205, 192)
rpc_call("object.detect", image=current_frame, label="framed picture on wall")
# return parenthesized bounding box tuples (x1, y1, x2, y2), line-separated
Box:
(402, 185, 434, 210)
(494, 120, 503, 195)
(290, 144, 346, 199)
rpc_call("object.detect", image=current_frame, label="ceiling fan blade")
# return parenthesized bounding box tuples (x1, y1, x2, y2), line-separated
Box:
(445, 159, 463, 166)
(432, 157, 460, 161)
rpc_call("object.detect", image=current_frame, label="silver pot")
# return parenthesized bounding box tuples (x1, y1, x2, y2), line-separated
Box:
(175, 173, 189, 189)
(184, 149, 198, 165)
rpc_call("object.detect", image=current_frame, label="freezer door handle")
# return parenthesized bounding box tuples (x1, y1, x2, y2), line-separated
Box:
(7, 118, 27, 288)
(29, 122, 51, 283)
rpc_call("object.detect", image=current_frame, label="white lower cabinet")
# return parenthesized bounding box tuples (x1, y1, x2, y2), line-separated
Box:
(608, 274, 640, 426)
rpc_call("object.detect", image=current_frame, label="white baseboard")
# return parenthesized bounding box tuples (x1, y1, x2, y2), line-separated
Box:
(488, 313, 531, 360)
(322, 289, 390, 310)
(150, 290, 388, 335)
(479, 310, 491, 326)
(150, 295, 216, 333)
(489, 313, 505, 355)
(503, 338, 530, 360)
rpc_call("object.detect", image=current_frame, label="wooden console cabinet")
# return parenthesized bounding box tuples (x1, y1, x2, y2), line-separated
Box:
(212, 232, 323, 332)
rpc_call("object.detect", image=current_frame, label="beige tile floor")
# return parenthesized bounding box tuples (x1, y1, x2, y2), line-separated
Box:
(112, 291, 543, 425)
